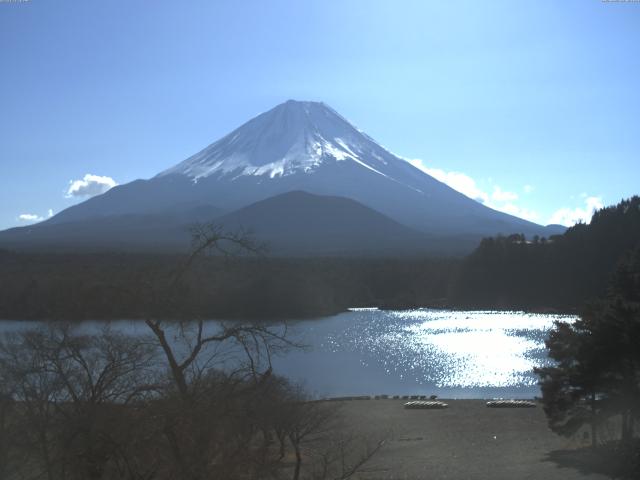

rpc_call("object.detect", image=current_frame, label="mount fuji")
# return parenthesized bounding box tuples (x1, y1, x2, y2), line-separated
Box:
(0, 100, 564, 255)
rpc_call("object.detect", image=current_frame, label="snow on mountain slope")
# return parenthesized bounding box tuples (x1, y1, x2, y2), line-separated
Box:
(158, 100, 408, 187)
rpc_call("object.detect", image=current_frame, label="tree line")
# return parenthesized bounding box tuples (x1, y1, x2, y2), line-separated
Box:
(0, 251, 457, 321)
(451, 196, 640, 311)
(535, 244, 640, 477)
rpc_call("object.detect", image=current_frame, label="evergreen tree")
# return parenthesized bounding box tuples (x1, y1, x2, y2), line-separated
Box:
(453, 196, 640, 310)
(536, 245, 640, 451)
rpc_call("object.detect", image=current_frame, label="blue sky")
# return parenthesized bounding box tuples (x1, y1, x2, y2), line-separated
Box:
(1, 0, 638, 230)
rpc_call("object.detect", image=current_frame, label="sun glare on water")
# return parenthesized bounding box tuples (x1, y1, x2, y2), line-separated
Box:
(325, 310, 574, 389)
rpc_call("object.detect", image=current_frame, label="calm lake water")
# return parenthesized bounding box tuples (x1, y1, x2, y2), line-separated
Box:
(0, 309, 575, 399)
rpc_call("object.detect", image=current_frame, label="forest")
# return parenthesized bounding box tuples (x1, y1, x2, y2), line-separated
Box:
(0, 250, 457, 320)
(0, 196, 638, 321)
(451, 196, 640, 311)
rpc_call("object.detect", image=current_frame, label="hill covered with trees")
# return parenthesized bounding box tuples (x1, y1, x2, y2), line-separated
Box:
(451, 196, 640, 311)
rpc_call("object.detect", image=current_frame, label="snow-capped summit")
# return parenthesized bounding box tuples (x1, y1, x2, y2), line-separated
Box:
(158, 100, 396, 181)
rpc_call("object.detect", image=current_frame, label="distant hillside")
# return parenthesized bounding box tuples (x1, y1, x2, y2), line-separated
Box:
(0, 191, 478, 256)
(214, 190, 433, 256)
(451, 196, 640, 310)
(0, 204, 223, 253)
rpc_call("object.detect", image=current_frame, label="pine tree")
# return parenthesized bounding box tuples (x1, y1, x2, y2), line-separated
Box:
(535, 245, 640, 449)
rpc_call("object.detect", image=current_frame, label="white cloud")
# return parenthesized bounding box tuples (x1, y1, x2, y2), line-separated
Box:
(17, 208, 54, 223)
(496, 203, 540, 223)
(523, 185, 534, 194)
(407, 158, 541, 223)
(407, 159, 489, 204)
(66, 174, 117, 198)
(18, 213, 44, 222)
(548, 196, 604, 226)
(491, 186, 518, 203)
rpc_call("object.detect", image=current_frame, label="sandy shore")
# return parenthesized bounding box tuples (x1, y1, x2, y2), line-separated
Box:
(330, 399, 612, 480)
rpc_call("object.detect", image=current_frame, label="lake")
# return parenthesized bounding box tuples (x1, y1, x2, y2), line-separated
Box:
(0, 309, 575, 399)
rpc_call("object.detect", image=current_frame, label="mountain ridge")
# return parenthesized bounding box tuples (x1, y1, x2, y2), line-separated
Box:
(0, 100, 565, 254)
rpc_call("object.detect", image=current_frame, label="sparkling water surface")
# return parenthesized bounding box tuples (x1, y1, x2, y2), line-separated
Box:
(272, 309, 574, 399)
(0, 309, 575, 399)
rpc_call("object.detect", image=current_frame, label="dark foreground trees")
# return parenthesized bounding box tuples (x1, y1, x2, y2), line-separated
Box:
(0, 225, 384, 479)
(453, 196, 640, 310)
(0, 325, 159, 479)
(0, 324, 385, 480)
(0, 252, 458, 321)
(535, 245, 640, 475)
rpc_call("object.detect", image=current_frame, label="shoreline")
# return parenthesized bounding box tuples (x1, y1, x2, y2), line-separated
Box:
(0, 304, 581, 323)
(319, 394, 539, 402)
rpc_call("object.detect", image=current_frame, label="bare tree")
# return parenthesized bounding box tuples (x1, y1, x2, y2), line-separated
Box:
(283, 397, 386, 480)
(288, 398, 337, 480)
(134, 223, 384, 480)
(0, 375, 15, 480)
(0, 324, 159, 480)
(138, 223, 305, 479)
(144, 222, 290, 397)
(0, 223, 385, 480)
